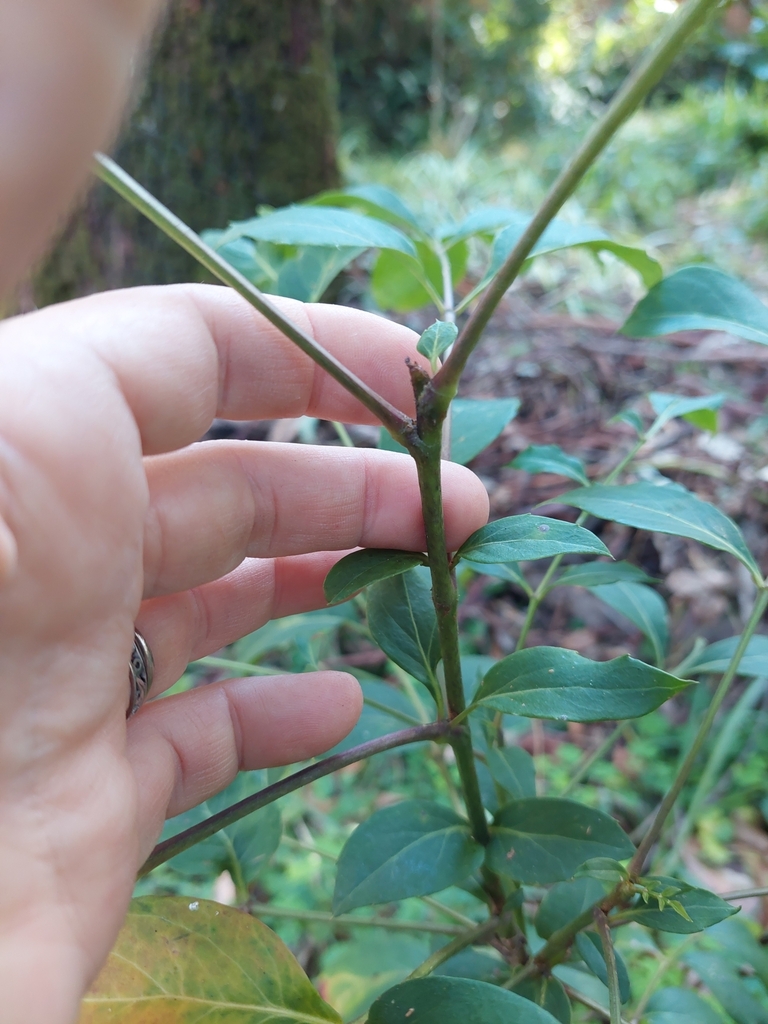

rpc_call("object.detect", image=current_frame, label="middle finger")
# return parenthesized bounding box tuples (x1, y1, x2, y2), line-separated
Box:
(143, 439, 489, 598)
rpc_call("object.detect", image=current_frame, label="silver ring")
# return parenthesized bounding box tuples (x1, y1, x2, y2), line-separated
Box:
(127, 629, 154, 717)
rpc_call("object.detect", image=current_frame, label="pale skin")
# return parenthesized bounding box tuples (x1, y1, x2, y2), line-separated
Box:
(0, 3, 490, 1023)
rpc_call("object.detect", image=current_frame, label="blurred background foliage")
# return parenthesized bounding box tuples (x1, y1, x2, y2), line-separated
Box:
(27, 0, 768, 307)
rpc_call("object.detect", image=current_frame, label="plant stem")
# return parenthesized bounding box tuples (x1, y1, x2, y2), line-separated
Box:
(720, 885, 768, 901)
(515, 432, 648, 651)
(629, 934, 697, 1024)
(434, 0, 720, 394)
(560, 722, 630, 797)
(249, 904, 464, 936)
(407, 916, 501, 979)
(413, 437, 490, 846)
(140, 721, 450, 875)
(628, 587, 768, 875)
(93, 153, 412, 442)
(661, 675, 768, 874)
(420, 895, 477, 928)
(563, 984, 631, 1024)
(332, 421, 355, 447)
(595, 910, 622, 1024)
(281, 838, 479, 927)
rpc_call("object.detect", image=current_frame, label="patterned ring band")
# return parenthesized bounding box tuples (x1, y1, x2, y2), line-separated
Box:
(127, 629, 155, 718)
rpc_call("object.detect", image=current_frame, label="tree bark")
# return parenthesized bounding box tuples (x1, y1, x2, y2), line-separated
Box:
(35, 0, 340, 305)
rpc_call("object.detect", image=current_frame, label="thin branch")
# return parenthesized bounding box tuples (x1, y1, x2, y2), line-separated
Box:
(407, 916, 501, 980)
(140, 721, 451, 875)
(629, 934, 698, 1024)
(595, 910, 622, 1024)
(249, 904, 464, 936)
(564, 984, 632, 1024)
(560, 722, 630, 797)
(434, 0, 722, 395)
(93, 153, 413, 441)
(413, 442, 490, 847)
(629, 588, 768, 875)
(720, 885, 768, 901)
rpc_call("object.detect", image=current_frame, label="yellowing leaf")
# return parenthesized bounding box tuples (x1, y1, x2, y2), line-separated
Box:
(81, 896, 341, 1023)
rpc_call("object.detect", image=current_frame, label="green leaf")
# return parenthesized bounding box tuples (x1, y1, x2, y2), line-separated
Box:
(707, 917, 768, 989)
(645, 987, 723, 1024)
(515, 978, 572, 1024)
(443, 206, 530, 245)
(418, 320, 458, 364)
(535, 877, 609, 939)
(489, 219, 662, 289)
(485, 746, 537, 799)
(589, 582, 669, 667)
(371, 240, 467, 313)
(309, 185, 422, 232)
(367, 567, 440, 693)
(473, 647, 689, 722)
(575, 932, 631, 1004)
(159, 772, 280, 884)
(435, 947, 507, 985)
(220, 205, 417, 258)
(319, 933, 429, 1024)
(328, 679, 433, 756)
(379, 397, 520, 464)
(486, 798, 634, 884)
(557, 481, 762, 584)
(626, 877, 737, 933)
(622, 266, 768, 345)
(556, 561, 654, 588)
(332, 800, 483, 914)
(684, 950, 768, 1024)
(463, 559, 530, 592)
(203, 234, 278, 290)
(81, 896, 341, 1023)
(450, 398, 520, 465)
(275, 245, 365, 302)
(575, 858, 628, 885)
(648, 391, 726, 435)
(685, 635, 768, 677)
(457, 515, 609, 565)
(368, 977, 563, 1024)
(324, 549, 425, 604)
(510, 445, 589, 485)
(234, 611, 345, 663)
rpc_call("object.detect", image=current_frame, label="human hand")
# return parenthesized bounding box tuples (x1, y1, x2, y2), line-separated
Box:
(0, 284, 488, 1023)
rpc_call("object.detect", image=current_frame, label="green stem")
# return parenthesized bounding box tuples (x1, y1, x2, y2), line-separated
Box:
(720, 885, 768, 901)
(140, 721, 450, 875)
(595, 910, 622, 1024)
(281, 838, 479, 927)
(420, 895, 477, 929)
(94, 153, 412, 442)
(661, 674, 768, 874)
(629, 934, 698, 1024)
(629, 588, 768, 876)
(563, 984, 631, 1024)
(560, 722, 630, 798)
(515, 432, 647, 652)
(407, 916, 502, 980)
(434, 0, 721, 394)
(332, 421, 355, 447)
(249, 904, 464, 936)
(413, 440, 490, 846)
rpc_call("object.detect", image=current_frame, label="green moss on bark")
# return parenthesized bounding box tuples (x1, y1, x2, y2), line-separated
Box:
(36, 0, 340, 305)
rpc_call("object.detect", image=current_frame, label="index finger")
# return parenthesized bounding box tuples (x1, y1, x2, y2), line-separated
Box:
(16, 284, 427, 454)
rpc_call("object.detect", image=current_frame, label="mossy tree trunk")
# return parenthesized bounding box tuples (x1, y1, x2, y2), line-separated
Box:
(35, 0, 340, 306)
